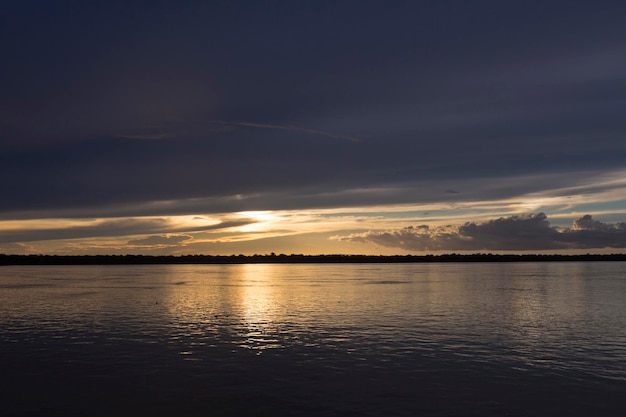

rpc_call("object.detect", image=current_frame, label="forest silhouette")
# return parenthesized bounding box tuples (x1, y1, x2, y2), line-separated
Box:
(2, 253, 626, 265)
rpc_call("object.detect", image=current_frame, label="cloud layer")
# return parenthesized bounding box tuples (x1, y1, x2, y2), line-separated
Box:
(2, 2, 626, 255)
(0, 218, 250, 244)
(337, 213, 626, 251)
(2, 2, 626, 220)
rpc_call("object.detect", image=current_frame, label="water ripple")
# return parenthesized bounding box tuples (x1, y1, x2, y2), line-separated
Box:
(2, 263, 626, 416)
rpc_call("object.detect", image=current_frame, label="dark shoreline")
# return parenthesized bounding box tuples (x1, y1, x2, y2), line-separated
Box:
(2, 253, 626, 265)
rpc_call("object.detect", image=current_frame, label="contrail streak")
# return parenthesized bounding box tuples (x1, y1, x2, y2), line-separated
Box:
(208, 120, 361, 142)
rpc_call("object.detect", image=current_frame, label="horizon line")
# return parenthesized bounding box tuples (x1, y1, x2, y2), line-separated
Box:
(2, 252, 626, 266)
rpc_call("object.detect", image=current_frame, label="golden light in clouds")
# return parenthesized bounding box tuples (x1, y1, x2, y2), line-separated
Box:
(0, 218, 102, 230)
(2, 176, 626, 255)
(236, 211, 280, 232)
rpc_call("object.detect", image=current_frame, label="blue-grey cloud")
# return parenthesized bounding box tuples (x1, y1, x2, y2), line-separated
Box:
(0, 168, 623, 222)
(0, 219, 250, 244)
(338, 214, 626, 251)
(127, 234, 192, 247)
(1, 1, 626, 221)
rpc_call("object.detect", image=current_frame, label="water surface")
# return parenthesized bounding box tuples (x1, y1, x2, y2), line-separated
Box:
(2, 263, 625, 416)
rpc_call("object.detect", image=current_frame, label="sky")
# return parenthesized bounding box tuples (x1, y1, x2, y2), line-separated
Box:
(2, 0, 626, 255)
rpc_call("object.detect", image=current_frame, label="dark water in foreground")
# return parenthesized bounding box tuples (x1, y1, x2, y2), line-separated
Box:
(1, 263, 625, 416)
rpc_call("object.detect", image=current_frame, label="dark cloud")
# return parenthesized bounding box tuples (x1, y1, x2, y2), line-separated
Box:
(338, 214, 626, 251)
(0, 218, 170, 244)
(0, 169, 622, 222)
(1, 1, 626, 219)
(0, 243, 34, 255)
(572, 214, 621, 232)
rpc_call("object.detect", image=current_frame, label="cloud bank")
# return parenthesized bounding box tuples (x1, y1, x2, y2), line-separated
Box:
(2, 2, 626, 221)
(2, 2, 626, 256)
(336, 213, 626, 251)
(0, 218, 250, 244)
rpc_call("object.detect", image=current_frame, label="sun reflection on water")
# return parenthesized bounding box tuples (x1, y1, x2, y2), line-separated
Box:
(159, 264, 294, 357)
(237, 264, 285, 352)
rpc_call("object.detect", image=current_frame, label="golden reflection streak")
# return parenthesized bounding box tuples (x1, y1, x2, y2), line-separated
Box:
(160, 265, 287, 354)
(237, 264, 284, 352)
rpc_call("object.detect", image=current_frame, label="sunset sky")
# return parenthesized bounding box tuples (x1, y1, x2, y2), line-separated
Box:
(2, 1, 626, 255)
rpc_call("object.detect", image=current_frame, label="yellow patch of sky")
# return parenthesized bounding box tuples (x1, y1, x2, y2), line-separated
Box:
(0, 218, 99, 230)
(2, 179, 626, 255)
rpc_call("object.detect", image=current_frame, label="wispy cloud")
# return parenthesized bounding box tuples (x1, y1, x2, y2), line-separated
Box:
(0, 218, 251, 244)
(335, 213, 626, 251)
(113, 132, 176, 140)
(207, 120, 361, 142)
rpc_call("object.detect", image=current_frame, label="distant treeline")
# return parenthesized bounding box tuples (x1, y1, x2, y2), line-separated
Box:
(2, 253, 626, 265)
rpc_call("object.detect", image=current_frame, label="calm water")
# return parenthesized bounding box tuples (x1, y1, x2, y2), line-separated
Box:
(1, 262, 625, 416)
